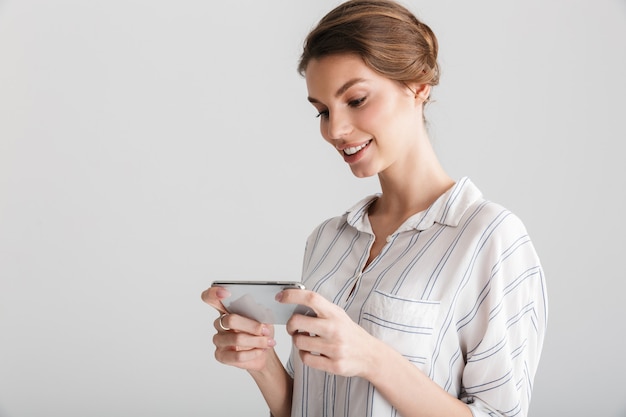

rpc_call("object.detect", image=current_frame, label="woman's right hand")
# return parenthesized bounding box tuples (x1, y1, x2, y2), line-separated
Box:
(201, 286, 277, 372)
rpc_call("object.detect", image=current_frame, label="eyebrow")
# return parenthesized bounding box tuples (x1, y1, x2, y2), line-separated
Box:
(307, 78, 367, 104)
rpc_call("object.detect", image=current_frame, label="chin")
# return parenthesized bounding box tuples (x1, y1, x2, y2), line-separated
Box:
(349, 167, 379, 179)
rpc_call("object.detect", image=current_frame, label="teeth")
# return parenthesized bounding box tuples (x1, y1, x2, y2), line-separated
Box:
(344, 141, 370, 155)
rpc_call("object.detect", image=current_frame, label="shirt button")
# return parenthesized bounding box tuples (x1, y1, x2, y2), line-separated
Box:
(386, 235, 393, 243)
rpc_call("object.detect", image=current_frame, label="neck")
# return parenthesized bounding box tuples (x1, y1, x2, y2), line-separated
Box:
(373, 138, 454, 218)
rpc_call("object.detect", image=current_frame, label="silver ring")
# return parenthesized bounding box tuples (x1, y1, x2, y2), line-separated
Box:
(218, 313, 231, 331)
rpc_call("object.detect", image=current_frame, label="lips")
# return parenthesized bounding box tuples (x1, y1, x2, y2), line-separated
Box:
(341, 140, 372, 156)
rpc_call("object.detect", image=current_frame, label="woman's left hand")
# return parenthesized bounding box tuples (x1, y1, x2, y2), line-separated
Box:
(277, 289, 380, 379)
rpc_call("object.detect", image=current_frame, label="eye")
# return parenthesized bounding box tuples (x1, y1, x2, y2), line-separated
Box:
(348, 97, 366, 108)
(316, 110, 329, 119)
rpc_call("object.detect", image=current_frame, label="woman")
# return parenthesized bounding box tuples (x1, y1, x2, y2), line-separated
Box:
(202, 1, 548, 416)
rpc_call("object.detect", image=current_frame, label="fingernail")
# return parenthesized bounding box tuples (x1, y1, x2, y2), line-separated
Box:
(261, 326, 270, 336)
(216, 288, 231, 299)
(275, 291, 283, 302)
(267, 338, 276, 347)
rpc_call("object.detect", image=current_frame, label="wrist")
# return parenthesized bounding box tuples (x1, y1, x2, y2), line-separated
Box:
(247, 348, 293, 417)
(359, 336, 391, 382)
(248, 348, 280, 380)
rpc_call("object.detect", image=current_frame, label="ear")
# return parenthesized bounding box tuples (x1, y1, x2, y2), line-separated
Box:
(411, 83, 431, 103)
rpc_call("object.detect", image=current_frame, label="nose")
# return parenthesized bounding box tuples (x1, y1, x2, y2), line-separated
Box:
(324, 109, 352, 141)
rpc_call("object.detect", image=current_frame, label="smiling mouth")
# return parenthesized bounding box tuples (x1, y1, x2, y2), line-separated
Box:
(343, 140, 372, 156)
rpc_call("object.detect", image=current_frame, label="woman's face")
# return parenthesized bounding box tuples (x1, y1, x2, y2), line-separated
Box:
(305, 53, 424, 178)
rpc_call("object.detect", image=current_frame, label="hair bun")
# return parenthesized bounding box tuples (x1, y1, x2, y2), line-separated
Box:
(299, 0, 440, 88)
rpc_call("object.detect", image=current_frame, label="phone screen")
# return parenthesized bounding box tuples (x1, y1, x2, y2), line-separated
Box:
(211, 281, 315, 324)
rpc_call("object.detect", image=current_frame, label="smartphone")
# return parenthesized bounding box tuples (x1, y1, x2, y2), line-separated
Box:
(210, 280, 316, 324)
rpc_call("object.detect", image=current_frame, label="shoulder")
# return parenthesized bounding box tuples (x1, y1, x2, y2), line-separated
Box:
(305, 193, 378, 241)
(452, 186, 542, 270)
(458, 190, 531, 243)
(305, 213, 349, 242)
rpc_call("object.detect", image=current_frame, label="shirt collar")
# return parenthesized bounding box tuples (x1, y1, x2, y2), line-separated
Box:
(345, 177, 483, 233)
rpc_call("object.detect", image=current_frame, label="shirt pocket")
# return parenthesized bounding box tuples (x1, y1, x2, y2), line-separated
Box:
(360, 289, 440, 373)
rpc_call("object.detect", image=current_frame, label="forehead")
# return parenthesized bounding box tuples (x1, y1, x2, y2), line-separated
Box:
(304, 54, 383, 97)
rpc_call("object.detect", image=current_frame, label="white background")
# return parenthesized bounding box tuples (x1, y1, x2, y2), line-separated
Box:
(1, 0, 625, 416)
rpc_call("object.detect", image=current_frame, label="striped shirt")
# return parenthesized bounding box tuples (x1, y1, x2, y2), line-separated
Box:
(286, 177, 548, 417)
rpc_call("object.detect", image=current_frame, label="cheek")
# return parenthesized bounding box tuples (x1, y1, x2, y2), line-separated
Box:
(359, 101, 390, 130)
(367, 98, 416, 137)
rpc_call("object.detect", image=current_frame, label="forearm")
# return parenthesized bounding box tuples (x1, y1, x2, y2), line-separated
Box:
(364, 338, 472, 417)
(248, 348, 293, 417)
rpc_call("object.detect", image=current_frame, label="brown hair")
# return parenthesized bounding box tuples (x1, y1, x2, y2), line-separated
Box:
(298, 0, 440, 91)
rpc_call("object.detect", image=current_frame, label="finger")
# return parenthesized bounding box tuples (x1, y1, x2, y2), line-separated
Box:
(299, 349, 328, 368)
(298, 349, 352, 376)
(276, 289, 335, 318)
(285, 314, 324, 337)
(213, 314, 273, 337)
(215, 346, 269, 366)
(201, 286, 231, 314)
(291, 330, 327, 355)
(213, 331, 276, 351)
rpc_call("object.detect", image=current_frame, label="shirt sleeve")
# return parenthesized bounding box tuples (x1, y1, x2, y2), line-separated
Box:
(459, 212, 548, 417)
(285, 349, 295, 379)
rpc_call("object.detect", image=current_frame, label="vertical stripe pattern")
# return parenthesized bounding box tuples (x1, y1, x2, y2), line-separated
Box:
(287, 178, 548, 417)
